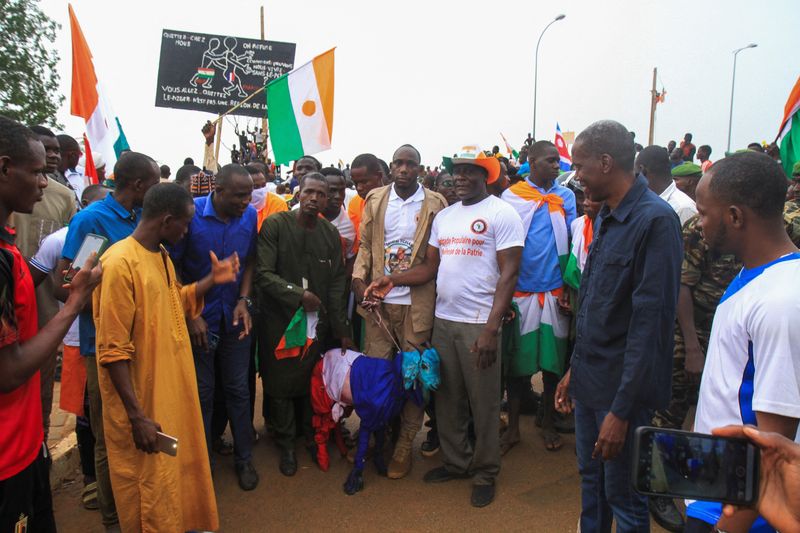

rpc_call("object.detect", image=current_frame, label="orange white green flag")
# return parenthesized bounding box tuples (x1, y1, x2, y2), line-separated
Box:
(266, 48, 335, 165)
(777, 75, 800, 177)
(274, 308, 319, 360)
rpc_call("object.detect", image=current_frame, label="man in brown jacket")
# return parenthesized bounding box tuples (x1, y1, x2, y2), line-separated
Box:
(352, 144, 447, 479)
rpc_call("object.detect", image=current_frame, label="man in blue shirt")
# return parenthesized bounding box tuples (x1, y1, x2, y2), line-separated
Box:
(171, 163, 259, 491)
(501, 141, 576, 454)
(59, 151, 160, 530)
(555, 120, 682, 532)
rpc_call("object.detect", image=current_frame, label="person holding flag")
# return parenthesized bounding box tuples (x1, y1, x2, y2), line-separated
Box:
(501, 140, 576, 453)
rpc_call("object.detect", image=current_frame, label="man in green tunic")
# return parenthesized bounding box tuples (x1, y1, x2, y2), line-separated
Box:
(255, 172, 351, 476)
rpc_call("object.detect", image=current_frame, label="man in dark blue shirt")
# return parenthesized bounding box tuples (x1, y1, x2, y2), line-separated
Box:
(171, 164, 259, 491)
(555, 120, 682, 532)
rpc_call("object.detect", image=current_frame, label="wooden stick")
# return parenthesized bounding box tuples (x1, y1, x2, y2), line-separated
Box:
(648, 67, 657, 146)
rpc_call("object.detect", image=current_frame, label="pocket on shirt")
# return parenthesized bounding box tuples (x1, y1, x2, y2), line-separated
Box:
(595, 251, 632, 297)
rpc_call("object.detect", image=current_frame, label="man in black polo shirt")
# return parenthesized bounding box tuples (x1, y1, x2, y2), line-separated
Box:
(555, 120, 682, 532)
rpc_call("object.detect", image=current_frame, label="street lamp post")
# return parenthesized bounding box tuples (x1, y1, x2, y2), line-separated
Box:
(726, 43, 757, 152)
(532, 14, 565, 141)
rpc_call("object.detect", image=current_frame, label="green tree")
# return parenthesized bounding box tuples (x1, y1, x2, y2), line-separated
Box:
(0, 0, 63, 127)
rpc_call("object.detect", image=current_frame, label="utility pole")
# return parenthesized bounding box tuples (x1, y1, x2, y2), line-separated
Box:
(648, 67, 657, 145)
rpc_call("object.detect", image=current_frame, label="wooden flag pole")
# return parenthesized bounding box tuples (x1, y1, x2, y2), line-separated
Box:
(648, 67, 657, 145)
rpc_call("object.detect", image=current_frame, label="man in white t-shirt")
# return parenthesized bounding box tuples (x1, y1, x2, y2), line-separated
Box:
(686, 151, 800, 533)
(365, 146, 524, 507)
(637, 145, 697, 225)
(351, 145, 447, 479)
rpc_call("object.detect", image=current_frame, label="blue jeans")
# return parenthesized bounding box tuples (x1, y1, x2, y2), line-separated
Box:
(193, 324, 253, 465)
(574, 400, 651, 533)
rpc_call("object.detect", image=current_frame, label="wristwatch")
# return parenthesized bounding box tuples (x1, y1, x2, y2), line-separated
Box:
(238, 296, 253, 308)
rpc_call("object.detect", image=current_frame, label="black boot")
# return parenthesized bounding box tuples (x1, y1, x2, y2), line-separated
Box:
(649, 497, 685, 532)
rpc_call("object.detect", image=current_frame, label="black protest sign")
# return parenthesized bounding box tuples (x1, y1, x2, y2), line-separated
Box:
(155, 29, 296, 117)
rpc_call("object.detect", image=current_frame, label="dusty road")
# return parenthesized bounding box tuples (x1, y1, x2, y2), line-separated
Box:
(51, 413, 671, 532)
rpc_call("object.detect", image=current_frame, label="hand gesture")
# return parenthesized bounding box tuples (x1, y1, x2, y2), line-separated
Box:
(233, 299, 252, 339)
(210, 251, 240, 284)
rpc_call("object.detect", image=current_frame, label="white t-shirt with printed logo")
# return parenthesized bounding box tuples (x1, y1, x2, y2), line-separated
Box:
(383, 185, 425, 305)
(429, 194, 525, 324)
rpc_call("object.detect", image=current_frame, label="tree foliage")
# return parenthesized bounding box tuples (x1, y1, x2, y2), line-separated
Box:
(0, 0, 63, 127)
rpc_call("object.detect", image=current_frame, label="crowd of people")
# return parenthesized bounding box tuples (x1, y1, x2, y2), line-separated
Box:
(1, 113, 800, 533)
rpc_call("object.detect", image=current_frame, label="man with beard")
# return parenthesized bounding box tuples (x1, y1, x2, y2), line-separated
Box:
(255, 173, 350, 476)
(685, 151, 800, 533)
(351, 144, 447, 479)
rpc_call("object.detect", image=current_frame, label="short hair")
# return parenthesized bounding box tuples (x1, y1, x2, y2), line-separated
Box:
(244, 163, 265, 176)
(320, 166, 344, 178)
(378, 159, 390, 179)
(29, 125, 56, 138)
(183, 157, 195, 165)
(113, 151, 157, 190)
(574, 120, 635, 172)
(0, 116, 39, 162)
(528, 140, 557, 159)
(56, 134, 80, 152)
(435, 171, 452, 185)
(248, 161, 268, 175)
(747, 142, 765, 153)
(175, 164, 201, 185)
(216, 163, 250, 188)
(351, 153, 381, 175)
(142, 183, 194, 220)
(299, 172, 328, 190)
(296, 155, 322, 171)
(708, 151, 787, 219)
(699, 145, 712, 156)
(393, 144, 421, 163)
(81, 184, 108, 203)
(636, 145, 671, 176)
(685, 133, 693, 141)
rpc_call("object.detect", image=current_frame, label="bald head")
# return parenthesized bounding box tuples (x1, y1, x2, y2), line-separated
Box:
(574, 120, 635, 172)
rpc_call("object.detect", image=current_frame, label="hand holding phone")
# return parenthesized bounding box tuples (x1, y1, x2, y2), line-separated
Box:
(633, 426, 759, 506)
(156, 432, 178, 457)
(64, 233, 108, 283)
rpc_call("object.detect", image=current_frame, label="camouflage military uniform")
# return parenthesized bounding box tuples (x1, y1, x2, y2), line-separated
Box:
(652, 216, 741, 428)
(785, 200, 800, 247)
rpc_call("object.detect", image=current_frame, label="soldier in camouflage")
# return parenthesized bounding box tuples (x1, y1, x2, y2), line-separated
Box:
(652, 215, 741, 429)
(784, 161, 800, 247)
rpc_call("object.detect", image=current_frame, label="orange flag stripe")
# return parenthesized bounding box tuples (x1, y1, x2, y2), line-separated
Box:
(68, 4, 99, 120)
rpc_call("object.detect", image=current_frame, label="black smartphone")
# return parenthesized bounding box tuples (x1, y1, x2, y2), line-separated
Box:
(64, 233, 108, 283)
(632, 426, 759, 506)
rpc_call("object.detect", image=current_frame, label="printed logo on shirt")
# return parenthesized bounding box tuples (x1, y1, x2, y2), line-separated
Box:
(384, 239, 414, 275)
(470, 219, 488, 235)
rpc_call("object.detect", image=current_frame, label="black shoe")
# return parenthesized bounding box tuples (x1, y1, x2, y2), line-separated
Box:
(423, 466, 470, 483)
(213, 436, 234, 456)
(649, 496, 685, 532)
(235, 461, 259, 491)
(471, 483, 495, 508)
(420, 431, 440, 457)
(279, 449, 297, 477)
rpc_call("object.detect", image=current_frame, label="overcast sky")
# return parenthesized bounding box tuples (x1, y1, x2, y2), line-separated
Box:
(41, 0, 800, 172)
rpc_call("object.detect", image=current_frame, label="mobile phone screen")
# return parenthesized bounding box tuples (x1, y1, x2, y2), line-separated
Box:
(634, 427, 758, 505)
(65, 233, 107, 282)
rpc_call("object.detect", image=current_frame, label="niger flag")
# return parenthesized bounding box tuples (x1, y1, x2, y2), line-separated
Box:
(275, 308, 319, 359)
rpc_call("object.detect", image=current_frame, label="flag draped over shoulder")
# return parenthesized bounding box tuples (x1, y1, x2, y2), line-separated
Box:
(503, 181, 569, 274)
(563, 215, 593, 290)
(275, 308, 319, 360)
(777, 75, 800, 177)
(69, 4, 130, 182)
(555, 123, 572, 172)
(266, 48, 335, 165)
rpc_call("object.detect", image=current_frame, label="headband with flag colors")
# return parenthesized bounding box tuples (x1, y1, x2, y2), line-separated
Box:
(69, 4, 130, 183)
(776, 75, 800, 178)
(554, 123, 572, 172)
(266, 48, 335, 166)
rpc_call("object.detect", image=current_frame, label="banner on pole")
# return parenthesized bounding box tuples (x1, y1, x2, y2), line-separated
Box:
(155, 29, 296, 117)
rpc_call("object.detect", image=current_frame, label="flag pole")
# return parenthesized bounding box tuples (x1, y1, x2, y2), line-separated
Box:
(648, 67, 657, 145)
(260, 5, 269, 159)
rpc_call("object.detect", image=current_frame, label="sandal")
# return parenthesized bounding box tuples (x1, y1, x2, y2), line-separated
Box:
(81, 482, 98, 510)
(542, 429, 563, 452)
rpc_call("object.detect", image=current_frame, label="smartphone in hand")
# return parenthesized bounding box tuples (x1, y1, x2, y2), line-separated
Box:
(632, 426, 759, 506)
(64, 233, 108, 283)
(156, 431, 178, 457)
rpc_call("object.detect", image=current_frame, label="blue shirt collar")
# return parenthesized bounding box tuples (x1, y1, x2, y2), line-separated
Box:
(104, 192, 138, 222)
(524, 177, 562, 194)
(201, 191, 219, 219)
(599, 174, 648, 223)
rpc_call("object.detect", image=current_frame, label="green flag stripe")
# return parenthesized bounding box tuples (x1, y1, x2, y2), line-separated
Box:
(266, 76, 303, 165)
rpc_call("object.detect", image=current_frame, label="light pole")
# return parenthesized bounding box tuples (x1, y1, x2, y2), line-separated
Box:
(532, 14, 565, 141)
(726, 43, 757, 152)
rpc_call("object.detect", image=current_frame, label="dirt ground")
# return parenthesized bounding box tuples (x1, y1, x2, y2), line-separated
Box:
(51, 411, 671, 533)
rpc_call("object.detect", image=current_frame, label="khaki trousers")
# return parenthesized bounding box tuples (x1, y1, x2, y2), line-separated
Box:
(85, 356, 118, 526)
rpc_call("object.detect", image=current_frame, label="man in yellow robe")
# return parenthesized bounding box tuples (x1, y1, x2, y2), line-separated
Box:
(94, 183, 241, 532)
